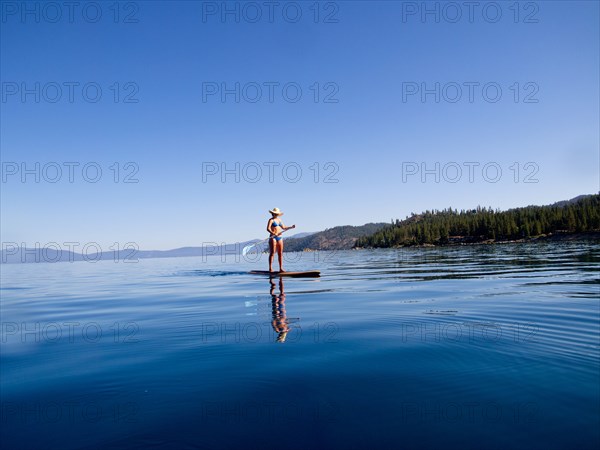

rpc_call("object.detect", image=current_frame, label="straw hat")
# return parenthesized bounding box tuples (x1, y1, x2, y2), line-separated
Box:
(269, 207, 283, 216)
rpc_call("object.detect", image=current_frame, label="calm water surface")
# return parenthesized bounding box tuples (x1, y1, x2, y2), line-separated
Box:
(1, 243, 599, 449)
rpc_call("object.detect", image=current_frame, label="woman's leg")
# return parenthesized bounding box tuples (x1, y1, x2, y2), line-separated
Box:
(277, 240, 284, 271)
(268, 238, 275, 272)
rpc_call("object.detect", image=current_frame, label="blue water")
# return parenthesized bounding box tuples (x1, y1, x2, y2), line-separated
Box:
(1, 243, 599, 449)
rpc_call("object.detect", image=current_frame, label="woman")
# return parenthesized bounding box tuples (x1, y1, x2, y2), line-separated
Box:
(266, 207, 295, 272)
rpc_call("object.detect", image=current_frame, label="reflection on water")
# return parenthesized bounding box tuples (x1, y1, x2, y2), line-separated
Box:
(269, 277, 291, 343)
(1, 242, 599, 449)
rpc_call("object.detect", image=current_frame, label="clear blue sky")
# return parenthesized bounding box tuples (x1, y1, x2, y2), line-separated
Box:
(1, 1, 598, 250)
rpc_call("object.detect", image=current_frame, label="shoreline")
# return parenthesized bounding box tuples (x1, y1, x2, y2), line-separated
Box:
(353, 231, 600, 250)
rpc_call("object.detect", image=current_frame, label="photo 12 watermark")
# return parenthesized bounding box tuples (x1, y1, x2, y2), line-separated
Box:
(1, 400, 139, 424)
(199, 242, 340, 264)
(399, 1, 540, 24)
(198, 321, 339, 344)
(1, 162, 140, 184)
(199, 399, 339, 424)
(1, 321, 140, 344)
(401, 82, 539, 104)
(201, 81, 339, 103)
(201, 162, 340, 183)
(401, 162, 540, 183)
(1, 1, 140, 24)
(201, 1, 339, 24)
(1, 82, 140, 104)
(397, 320, 538, 344)
(1, 242, 140, 264)
(400, 401, 538, 424)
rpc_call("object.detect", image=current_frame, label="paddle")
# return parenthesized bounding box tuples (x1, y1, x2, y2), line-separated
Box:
(242, 228, 292, 256)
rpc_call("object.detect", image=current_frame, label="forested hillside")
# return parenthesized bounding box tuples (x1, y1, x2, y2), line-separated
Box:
(357, 194, 600, 247)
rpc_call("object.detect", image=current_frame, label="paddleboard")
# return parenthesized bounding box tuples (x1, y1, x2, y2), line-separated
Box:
(249, 270, 320, 278)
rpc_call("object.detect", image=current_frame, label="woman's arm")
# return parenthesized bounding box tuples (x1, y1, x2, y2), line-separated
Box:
(266, 219, 274, 235)
(281, 222, 296, 231)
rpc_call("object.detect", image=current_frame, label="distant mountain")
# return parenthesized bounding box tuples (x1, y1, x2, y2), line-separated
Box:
(283, 223, 388, 252)
(1, 247, 86, 264)
(0, 225, 385, 264)
(287, 232, 317, 239)
(550, 194, 597, 208)
(1, 241, 258, 264)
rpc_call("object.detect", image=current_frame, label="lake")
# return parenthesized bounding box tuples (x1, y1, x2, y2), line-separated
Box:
(1, 242, 599, 449)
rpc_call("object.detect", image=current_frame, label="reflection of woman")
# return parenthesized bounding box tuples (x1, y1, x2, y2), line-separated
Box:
(269, 277, 289, 343)
(266, 207, 295, 273)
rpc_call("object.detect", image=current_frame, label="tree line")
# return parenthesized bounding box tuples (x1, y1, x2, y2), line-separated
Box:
(356, 194, 600, 247)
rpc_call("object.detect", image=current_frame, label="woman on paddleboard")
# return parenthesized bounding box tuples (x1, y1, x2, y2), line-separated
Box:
(267, 207, 295, 273)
